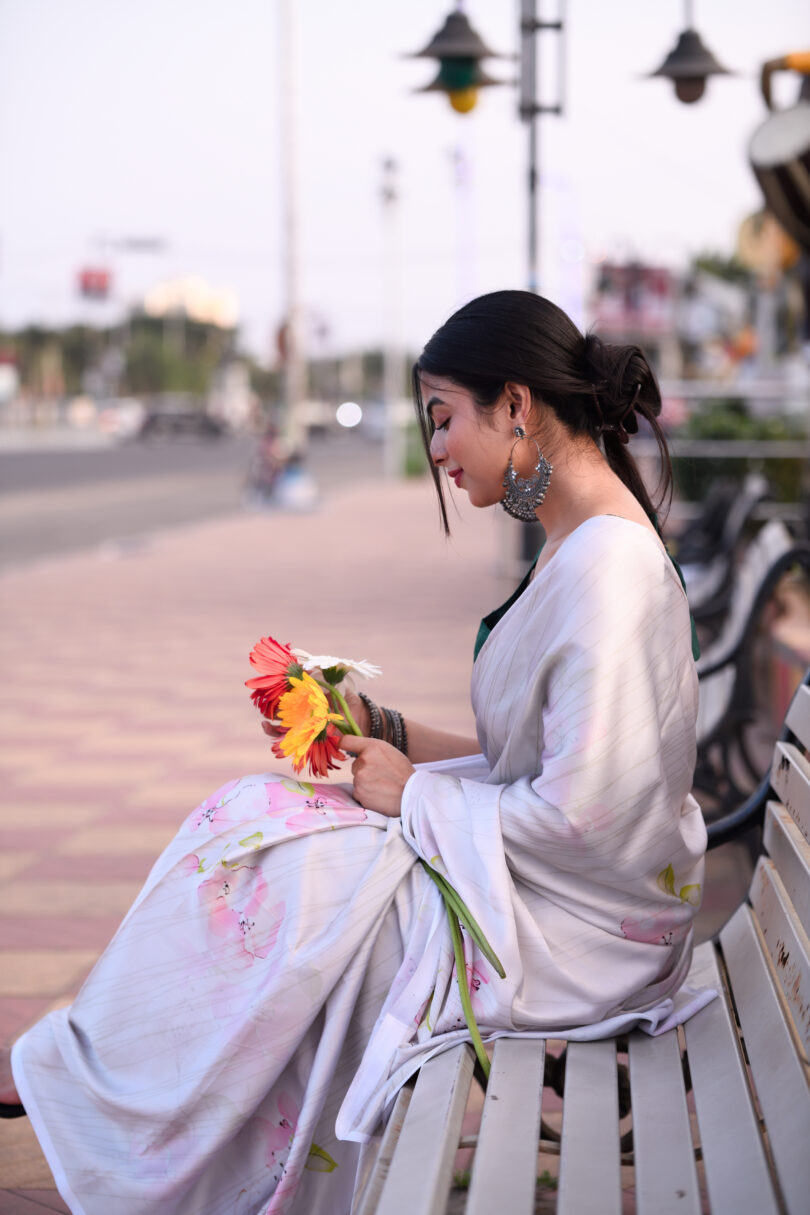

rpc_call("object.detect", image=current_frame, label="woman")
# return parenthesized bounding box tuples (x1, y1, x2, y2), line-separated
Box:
(2, 291, 710, 1215)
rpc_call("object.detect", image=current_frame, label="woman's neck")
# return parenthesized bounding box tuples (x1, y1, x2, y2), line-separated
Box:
(531, 440, 657, 559)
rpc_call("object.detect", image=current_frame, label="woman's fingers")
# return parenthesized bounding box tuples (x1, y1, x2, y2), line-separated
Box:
(339, 735, 414, 817)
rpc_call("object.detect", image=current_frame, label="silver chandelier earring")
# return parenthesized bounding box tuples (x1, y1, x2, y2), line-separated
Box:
(501, 426, 553, 522)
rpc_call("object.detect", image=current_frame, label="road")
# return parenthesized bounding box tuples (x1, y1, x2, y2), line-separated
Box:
(0, 429, 386, 570)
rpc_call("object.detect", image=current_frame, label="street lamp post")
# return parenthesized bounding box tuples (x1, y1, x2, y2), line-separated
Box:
(519, 0, 565, 294)
(408, 5, 565, 295)
(279, 0, 306, 455)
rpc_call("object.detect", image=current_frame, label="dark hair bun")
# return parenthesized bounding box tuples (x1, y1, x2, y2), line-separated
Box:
(582, 333, 662, 440)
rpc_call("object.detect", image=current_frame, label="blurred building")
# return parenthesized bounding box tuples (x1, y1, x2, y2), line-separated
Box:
(590, 262, 680, 376)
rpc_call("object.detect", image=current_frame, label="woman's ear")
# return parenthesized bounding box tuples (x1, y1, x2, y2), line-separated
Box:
(503, 382, 533, 426)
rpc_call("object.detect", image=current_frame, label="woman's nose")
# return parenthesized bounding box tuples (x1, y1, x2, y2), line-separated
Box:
(429, 433, 445, 465)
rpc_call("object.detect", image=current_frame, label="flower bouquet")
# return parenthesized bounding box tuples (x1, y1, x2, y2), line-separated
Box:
(245, 635, 381, 778)
(246, 633, 505, 1079)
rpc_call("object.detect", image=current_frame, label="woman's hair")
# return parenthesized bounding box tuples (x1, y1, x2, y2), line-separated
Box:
(413, 289, 672, 534)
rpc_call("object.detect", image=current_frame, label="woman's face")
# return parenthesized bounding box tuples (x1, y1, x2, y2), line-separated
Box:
(421, 375, 514, 509)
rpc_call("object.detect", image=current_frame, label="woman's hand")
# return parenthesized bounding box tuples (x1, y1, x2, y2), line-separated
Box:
(339, 735, 414, 817)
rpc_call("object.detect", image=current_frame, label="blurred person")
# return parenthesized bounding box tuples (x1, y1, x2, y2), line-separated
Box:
(245, 420, 289, 504)
(1, 291, 710, 1215)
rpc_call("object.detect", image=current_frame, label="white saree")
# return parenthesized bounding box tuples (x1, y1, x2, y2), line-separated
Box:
(12, 516, 712, 1215)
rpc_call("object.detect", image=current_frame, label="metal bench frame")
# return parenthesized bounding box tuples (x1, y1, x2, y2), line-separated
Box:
(353, 672, 810, 1215)
(679, 472, 773, 633)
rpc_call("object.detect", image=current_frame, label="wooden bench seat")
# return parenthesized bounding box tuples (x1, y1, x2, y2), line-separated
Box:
(352, 675, 810, 1215)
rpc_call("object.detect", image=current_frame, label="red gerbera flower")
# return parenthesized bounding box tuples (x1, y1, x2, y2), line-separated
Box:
(245, 636, 300, 718)
(272, 721, 346, 777)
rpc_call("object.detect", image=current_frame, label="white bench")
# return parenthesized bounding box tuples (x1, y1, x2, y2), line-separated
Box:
(352, 673, 810, 1215)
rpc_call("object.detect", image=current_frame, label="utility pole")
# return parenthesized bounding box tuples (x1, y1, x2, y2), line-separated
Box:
(279, 0, 305, 452)
(519, 0, 565, 293)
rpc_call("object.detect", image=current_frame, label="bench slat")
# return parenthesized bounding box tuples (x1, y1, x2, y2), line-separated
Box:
(763, 801, 810, 939)
(374, 1044, 473, 1215)
(465, 1038, 545, 1215)
(628, 1029, 701, 1214)
(771, 741, 810, 844)
(351, 1086, 413, 1215)
(750, 856, 810, 1056)
(720, 904, 810, 1215)
(557, 1039, 622, 1215)
(683, 943, 780, 1215)
(785, 682, 810, 747)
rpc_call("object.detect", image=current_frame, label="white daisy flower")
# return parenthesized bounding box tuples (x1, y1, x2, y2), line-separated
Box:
(292, 649, 382, 681)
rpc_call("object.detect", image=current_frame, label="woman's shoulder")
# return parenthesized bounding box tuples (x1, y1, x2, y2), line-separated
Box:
(566, 514, 667, 564)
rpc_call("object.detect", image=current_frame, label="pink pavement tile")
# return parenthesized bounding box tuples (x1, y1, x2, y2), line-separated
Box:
(18, 850, 156, 881)
(0, 831, 73, 854)
(0, 997, 54, 1044)
(0, 915, 122, 952)
(0, 1192, 70, 1214)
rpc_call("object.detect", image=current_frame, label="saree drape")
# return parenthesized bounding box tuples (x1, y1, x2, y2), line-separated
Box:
(12, 516, 712, 1215)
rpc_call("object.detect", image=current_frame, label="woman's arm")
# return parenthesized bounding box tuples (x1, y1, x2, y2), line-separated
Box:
(402, 718, 480, 764)
(347, 689, 479, 764)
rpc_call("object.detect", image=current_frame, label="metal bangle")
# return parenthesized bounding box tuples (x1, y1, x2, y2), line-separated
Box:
(382, 706, 408, 756)
(399, 713, 409, 758)
(358, 691, 383, 739)
(381, 706, 395, 747)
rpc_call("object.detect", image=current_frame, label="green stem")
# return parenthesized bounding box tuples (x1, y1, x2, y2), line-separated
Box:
(446, 903, 491, 1081)
(420, 862, 506, 978)
(326, 685, 362, 736)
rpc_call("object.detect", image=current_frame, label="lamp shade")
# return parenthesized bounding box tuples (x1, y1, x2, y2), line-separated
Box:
(649, 27, 730, 103)
(408, 9, 505, 113)
(409, 11, 500, 62)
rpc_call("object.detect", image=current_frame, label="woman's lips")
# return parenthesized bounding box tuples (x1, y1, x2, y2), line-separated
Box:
(448, 469, 463, 485)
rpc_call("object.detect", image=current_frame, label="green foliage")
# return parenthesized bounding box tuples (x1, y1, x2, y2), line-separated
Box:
(692, 251, 753, 286)
(124, 332, 210, 395)
(404, 420, 429, 478)
(673, 399, 807, 502)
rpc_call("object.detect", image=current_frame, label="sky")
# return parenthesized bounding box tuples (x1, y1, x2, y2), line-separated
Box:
(1, 0, 808, 365)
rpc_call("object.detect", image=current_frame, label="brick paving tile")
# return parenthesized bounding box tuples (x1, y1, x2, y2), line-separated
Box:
(0, 831, 73, 854)
(3, 881, 144, 919)
(0, 1192, 70, 1214)
(32, 852, 156, 881)
(0, 952, 98, 998)
(0, 1119, 63, 1190)
(0, 915, 123, 951)
(0, 999, 54, 1044)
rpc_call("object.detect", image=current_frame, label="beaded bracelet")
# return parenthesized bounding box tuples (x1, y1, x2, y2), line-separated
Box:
(358, 693, 409, 757)
(358, 691, 383, 739)
(382, 705, 409, 757)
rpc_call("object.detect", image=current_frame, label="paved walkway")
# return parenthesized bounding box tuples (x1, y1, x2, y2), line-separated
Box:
(0, 479, 750, 1211)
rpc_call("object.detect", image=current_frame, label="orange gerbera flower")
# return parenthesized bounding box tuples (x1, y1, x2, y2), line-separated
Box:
(273, 721, 346, 777)
(245, 636, 300, 718)
(275, 672, 344, 771)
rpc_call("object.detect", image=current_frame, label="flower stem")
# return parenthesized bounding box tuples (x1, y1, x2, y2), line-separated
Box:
(326, 685, 362, 736)
(420, 862, 506, 978)
(446, 902, 491, 1081)
(418, 859, 506, 1086)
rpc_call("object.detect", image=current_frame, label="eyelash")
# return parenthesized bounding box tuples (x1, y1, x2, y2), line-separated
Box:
(434, 418, 449, 431)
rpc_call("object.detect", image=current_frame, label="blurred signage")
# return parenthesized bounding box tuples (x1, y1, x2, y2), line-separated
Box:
(591, 262, 675, 336)
(78, 267, 112, 299)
